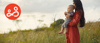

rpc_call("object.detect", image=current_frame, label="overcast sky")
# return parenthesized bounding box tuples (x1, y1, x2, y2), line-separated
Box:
(0, 0, 100, 33)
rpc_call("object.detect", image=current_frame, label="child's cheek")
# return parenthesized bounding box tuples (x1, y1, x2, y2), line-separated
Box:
(67, 9, 69, 12)
(67, 9, 68, 11)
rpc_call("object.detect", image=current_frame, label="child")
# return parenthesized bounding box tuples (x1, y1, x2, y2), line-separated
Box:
(59, 5, 75, 34)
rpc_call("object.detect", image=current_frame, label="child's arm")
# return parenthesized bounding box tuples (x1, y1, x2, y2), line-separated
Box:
(65, 13, 72, 19)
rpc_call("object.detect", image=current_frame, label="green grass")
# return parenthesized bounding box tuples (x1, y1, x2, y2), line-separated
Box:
(0, 21, 100, 43)
(79, 21, 100, 43)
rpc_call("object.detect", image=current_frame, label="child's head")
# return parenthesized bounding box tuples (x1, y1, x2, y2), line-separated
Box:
(67, 5, 75, 12)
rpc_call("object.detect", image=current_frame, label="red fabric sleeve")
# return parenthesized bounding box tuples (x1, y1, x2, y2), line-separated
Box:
(68, 10, 82, 26)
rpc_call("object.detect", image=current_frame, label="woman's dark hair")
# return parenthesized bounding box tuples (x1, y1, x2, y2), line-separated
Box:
(73, 0, 85, 27)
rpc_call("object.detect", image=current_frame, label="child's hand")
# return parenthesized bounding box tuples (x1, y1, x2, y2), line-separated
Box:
(65, 14, 70, 18)
(64, 12, 67, 15)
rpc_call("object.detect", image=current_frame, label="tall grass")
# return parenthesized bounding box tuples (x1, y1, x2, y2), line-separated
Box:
(0, 21, 100, 43)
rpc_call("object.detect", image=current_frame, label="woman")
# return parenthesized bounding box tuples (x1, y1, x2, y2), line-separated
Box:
(66, 0, 85, 43)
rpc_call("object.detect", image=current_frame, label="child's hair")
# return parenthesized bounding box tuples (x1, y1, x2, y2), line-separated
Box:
(69, 5, 75, 9)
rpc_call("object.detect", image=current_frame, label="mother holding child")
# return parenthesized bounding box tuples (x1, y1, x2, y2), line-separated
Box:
(59, 0, 85, 43)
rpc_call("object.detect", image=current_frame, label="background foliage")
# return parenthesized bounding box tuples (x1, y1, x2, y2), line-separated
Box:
(0, 19, 100, 43)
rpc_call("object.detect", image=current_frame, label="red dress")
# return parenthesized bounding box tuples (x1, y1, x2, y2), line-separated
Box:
(66, 10, 82, 43)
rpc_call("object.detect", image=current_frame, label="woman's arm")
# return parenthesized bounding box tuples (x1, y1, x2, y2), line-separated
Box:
(68, 10, 82, 26)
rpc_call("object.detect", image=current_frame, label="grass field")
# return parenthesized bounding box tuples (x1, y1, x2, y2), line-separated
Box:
(0, 21, 100, 43)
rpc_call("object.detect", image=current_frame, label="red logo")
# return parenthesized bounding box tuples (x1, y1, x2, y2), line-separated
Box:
(4, 3, 21, 20)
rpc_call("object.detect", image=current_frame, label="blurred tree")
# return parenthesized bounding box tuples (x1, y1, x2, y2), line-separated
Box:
(50, 19, 64, 28)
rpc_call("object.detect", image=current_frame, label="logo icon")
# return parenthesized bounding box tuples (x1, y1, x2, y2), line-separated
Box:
(4, 3, 21, 20)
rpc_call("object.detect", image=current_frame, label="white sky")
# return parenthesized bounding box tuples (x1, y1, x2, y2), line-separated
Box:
(0, 0, 100, 34)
